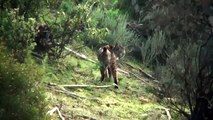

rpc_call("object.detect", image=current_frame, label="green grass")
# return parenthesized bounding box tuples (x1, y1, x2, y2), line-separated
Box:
(43, 47, 169, 120)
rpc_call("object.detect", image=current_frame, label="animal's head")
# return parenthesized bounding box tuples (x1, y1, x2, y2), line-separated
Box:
(97, 44, 125, 60)
(112, 43, 125, 60)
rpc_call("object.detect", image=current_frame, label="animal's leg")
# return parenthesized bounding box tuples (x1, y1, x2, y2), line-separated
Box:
(100, 66, 107, 82)
(110, 66, 118, 89)
(108, 67, 112, 79)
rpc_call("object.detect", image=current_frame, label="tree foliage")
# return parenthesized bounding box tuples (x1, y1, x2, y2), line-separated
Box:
(0, 9, 37, 62)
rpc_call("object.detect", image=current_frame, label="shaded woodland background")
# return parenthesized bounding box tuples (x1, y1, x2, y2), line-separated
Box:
(0, 0, 213, 120)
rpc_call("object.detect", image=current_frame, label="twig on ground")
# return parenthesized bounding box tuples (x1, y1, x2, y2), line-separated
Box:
(47, 106, 65, 120)
(160, 107, 171, 120)
(48, 82, 116, 89)
(47, 84, 102, 101)
(61, 84, 115, 88)
(140, 107, 171, 120)
(52, 88, 86, 99)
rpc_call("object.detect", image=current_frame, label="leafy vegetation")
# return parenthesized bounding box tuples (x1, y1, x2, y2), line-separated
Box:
(0, 44, 46, 120)
(0, 9, 37, 62)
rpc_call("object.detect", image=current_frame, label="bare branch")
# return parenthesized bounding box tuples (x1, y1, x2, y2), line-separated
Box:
(124, 62, 157, 80)
(47, 106, 65, 120)
(160, 107, 172, 120)
(65, 47, 97, 63)
(48, 82, 116, 89)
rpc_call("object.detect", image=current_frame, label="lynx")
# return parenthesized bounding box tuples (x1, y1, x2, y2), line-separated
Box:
(97, 44, 125, 88)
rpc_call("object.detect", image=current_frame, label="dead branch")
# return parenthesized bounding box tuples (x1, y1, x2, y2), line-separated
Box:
(160, 107, 172, 120)
(118, 68, 160, 87)
(129, 72, 154, 87)
(48, 82, 116, 89)
(61, 84, 116, 88)
(47, 84, 102, 101)
(138, 68, 156, 80)
(117, 68, 130, 76)
(141, 107, 171, 120)
(47, 83, 87, 99)
(47, 106, 65, 120)
(55, 89, 102, 101)
(124, 62, 156, 80)
(65, 47, 96, 63)
(49, 87, 85, 99)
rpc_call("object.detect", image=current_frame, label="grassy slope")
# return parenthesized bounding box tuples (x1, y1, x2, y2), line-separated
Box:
(43, 46, 170, 120)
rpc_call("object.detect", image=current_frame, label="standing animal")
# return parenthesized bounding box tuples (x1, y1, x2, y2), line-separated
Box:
(34, 24, 53, 54)
(97, 44, 125, 88)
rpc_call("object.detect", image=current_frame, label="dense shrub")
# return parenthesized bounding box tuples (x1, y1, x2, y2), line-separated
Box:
(0, 43, 46, 120)
(155, 42, 213, 120)
(59, 0, 135, 48)
(0, 9, 36, 62)
(140, 31, 170, 66)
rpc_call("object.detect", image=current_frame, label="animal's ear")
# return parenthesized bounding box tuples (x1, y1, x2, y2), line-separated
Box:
(38, 25, 43, 31)
(109, 45, 114, 50)
(103, 46, 107, 52)
(115, 42, 118, 47)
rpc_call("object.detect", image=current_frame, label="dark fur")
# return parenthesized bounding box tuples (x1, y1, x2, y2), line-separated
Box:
(97, 44, 125, 88)
(34, 24, 53, 53)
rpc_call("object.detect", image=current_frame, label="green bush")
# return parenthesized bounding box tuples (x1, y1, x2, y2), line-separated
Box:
(103, 13, 133, 45)
(154, 43, 207, 119)
(56, 0, 135, 49)
(140, 31, 170, 66)
(60, 0, 75, 14)
(59, 1, 111, 47)
(0, 9, 36, 62)
(83, 2, 136, 48)
(0, 44, 46, 120)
